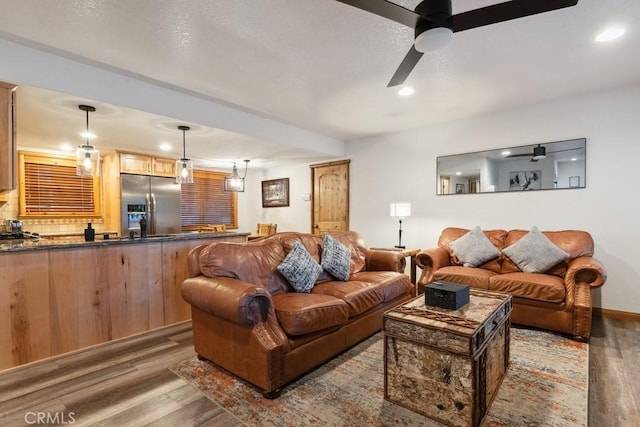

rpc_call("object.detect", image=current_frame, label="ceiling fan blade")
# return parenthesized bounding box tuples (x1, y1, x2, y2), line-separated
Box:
(334, 0, 421, 28)
(505, 153, 533, 158)
(387, 46, 424, 87)
(452, 0, 579, 33)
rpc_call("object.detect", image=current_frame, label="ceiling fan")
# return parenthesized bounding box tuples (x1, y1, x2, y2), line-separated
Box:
(335, 0, 579, 87)
(505, 144, 582, 162)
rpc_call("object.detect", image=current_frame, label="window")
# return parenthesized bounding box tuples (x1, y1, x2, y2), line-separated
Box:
(19, 151, 102, 217)
(181, 170, 237, 230)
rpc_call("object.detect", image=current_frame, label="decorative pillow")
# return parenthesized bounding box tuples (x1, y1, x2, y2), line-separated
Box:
(277, 239, 323, 292)
(321, 233, 351, 281)
(448, 226, 500, 267)
(502, 226, 570, 273)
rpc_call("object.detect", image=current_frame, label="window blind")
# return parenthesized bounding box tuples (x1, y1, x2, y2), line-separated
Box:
(20, 152, 101, 216)
(181, 170, 237, 228)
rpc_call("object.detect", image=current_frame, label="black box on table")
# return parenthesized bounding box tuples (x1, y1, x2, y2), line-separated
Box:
(425, 281, 470, 310)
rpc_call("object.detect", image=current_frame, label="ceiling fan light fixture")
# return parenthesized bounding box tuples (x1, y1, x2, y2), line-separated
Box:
(414, 26, 453, 52)
(532, 145, 546, 160)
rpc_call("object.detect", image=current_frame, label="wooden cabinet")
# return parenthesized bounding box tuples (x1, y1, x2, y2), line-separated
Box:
(118, 152, 176, 178)
(0, 234, 247, 370)
(119, 152, 152, 174)
(0, 81, 17, 191)
(152, 156, 176, 177)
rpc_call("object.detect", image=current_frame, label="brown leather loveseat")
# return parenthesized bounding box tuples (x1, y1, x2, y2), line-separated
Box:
(181, 231, 413, 397)
(416, 227, 606, 341)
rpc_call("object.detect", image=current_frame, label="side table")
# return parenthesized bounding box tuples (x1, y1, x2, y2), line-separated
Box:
(371, 247, 421, 291)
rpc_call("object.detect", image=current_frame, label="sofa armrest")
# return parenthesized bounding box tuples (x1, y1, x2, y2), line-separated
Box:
(565, 256, 607, 289)
(366, 250, 406, 272)
(181, 276, 273, 325)
(415, 247, 451, 285)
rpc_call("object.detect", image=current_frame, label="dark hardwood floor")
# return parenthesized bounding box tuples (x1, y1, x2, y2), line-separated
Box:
(0, 316, 638, 426)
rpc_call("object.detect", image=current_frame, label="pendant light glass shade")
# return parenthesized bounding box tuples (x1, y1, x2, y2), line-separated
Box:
(76, 105, 99, 177)
(224, 160, 250, 192)
(175, 125, 193, 184)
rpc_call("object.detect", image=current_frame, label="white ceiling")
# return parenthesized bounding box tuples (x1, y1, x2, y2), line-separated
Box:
(0, 0, 638, 169)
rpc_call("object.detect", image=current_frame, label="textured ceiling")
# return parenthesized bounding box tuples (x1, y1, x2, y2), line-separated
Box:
(0, 0, 638, 168)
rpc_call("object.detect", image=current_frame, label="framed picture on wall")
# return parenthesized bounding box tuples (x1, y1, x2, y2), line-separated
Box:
(456, 184, 464, 194)
(569, 176, 580, 187)
(262, 178, 290, 207)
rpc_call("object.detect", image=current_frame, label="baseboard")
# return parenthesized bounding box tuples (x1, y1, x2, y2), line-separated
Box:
(593, 307, 640, 321)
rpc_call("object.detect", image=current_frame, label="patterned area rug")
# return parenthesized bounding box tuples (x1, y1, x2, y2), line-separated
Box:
(172, 327, 588, 426)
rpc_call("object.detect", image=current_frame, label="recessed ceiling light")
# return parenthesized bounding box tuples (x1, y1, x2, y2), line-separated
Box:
(60, 143, 74, 151)
(456, 171, 462, 176)
(571, 157, 577, 161)
(160, 143, 172, 151)
(501, 151, 511, 156)
(595, 28, 625, 42)
(398, 87, 415, 96)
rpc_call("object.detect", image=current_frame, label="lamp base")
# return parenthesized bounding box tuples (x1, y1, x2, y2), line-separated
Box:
(394, 245, 406, 249)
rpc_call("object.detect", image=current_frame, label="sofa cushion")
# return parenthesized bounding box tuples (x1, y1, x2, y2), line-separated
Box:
(502, 226, 569, 273)
(349, 271, 413, 302)
(272, 293, 349, 336)
(433, 266, 496, 290)
(199, 240, 290, 294)
(489, 272, 566, 303)
(448, 226, 500, 267)
(327, 231, 368, 274)
(277, 240, 323, 293)
(312, 281, 384, 317)
(321, 233, 351, 281)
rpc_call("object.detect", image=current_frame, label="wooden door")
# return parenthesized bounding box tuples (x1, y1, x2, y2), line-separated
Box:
(311, 160, 349, 234)
(440, 176, 450, 195)
(119, 152, 152, 174)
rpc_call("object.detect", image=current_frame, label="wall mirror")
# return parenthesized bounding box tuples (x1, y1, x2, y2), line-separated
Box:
(437, 138, 586, 195)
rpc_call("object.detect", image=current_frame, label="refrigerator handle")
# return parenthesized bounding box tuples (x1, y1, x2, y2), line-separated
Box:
(145, 193, 152, 235)
(151, 193, 157, 235)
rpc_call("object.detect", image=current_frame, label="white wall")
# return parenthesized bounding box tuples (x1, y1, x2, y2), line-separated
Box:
(341, 84, 640, 313)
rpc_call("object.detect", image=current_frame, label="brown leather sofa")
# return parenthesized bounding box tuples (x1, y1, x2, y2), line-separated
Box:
(416, 227, 607, 341)
(181, 231, 413, 397)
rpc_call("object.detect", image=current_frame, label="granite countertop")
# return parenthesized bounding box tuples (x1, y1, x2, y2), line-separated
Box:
(0, 231, 250, 252)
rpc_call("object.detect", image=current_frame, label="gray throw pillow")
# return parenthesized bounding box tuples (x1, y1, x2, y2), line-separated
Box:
(321, 233, 351, 281)
(277, 239, 323, 292)
(448, 226, 500, 267)
(502, 226, 570, 273)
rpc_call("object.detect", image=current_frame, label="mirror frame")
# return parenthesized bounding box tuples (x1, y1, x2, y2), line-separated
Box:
(436, 138, 586, 195)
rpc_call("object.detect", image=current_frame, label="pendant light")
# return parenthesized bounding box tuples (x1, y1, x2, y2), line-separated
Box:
(224, 159, 250, 192)
(76, 105, 99, 177)
(175, 125, 193, 184)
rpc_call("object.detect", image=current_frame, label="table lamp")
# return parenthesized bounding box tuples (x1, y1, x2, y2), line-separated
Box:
(390, 202, 411, 249)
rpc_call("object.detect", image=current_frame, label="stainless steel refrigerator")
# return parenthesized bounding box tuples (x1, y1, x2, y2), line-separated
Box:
(120, 174, 181, 236)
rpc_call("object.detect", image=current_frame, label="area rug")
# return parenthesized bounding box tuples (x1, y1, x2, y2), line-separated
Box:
(171, 327, 588, 426)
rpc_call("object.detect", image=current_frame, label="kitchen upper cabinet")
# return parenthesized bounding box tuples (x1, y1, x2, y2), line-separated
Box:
(152, 156, 176, 178)
(118, 152, 176, 178)
(0, 81, 17, 191)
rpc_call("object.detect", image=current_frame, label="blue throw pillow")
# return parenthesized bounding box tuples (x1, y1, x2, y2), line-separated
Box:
(321, 233, 351, 281)
(277, 239, 322, 292)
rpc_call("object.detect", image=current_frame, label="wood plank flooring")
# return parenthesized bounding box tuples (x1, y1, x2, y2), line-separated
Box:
(0, 316, 638, 426)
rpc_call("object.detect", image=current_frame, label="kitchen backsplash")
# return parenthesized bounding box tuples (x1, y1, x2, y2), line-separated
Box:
(0, 189, 108, 235)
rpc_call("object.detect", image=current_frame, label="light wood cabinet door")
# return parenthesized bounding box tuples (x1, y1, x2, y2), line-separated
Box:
(119, 152, 152, 175)
(152, 157, 176, 178)
(0, 81, 17, 190)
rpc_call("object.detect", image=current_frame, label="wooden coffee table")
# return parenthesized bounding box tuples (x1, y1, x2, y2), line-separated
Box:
(383, 289, 512, 427)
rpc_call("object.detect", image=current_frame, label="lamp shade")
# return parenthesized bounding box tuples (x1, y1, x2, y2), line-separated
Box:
(76, 144, 100, 177)
(175, 158, 193, 184)
(390, 202, 411, 218)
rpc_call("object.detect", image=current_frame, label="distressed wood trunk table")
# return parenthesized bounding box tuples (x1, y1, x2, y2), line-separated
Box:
(383, 289, 513, 427)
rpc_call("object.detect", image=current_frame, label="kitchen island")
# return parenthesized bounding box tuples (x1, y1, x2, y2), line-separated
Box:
(0, 231, 248, 370)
